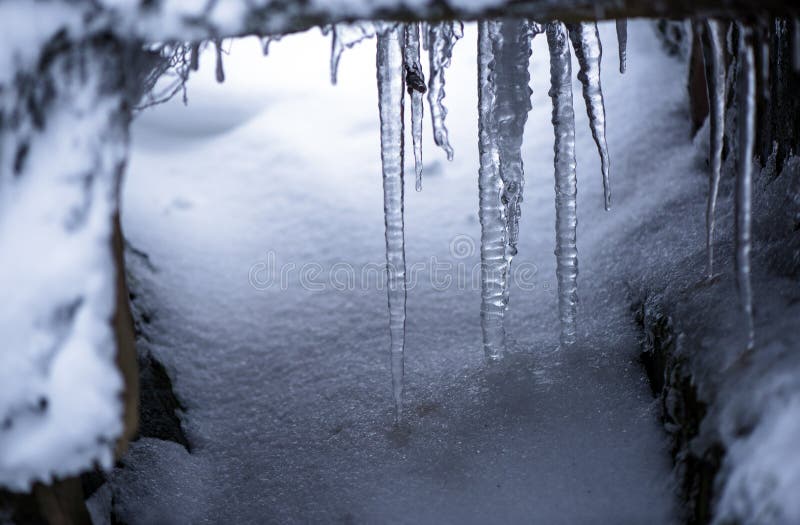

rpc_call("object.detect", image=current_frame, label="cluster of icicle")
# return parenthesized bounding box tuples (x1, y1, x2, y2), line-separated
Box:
(357, 19, 627, 422)
(696, 20, 764, 353)
(191, 17, 767, 421)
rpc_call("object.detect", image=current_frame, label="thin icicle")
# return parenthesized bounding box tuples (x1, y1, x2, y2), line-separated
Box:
(214, 40, 225, 83)
(547, 22, 579, 348)
(736, 26, 756, 351)
(330, 23, 377, 85)
(261, 35, 282, 56)
(616, 20, 628, 74)
(568, 22, 611, 211)
(477, 20, 506, 360)
(428, 21, 463, 161)
(190, 42, 201, 71)
(404, 23, 426, 192)
(756, 20, 770, 104)
(494, 19, 534, 282)
(376, 26, 408, 422)
(699, 19, 726, 279)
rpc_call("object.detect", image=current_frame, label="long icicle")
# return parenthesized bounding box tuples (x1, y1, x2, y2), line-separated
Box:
(568, 22, 611, 210)
(478, 20, 506, 360)
(404, 23, 426, 191)
(616, 20, 628, 74)
(376, 26, 408, 421)
(548, 22, 579, 348)
(736, 26, 756, 351)
(700, 19, 726, 279)
(428, 21, 463, 160)
(495, 19, 534, 306)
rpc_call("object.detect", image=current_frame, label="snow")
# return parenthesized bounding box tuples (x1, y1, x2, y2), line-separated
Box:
(0, 48, 125, 490)
(112, 21, 680, 522)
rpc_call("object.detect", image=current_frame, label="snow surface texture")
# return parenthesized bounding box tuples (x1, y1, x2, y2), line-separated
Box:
(0, 44, 127, 490)
(636, 140, 800, 523)
(109, 21, 681, 523)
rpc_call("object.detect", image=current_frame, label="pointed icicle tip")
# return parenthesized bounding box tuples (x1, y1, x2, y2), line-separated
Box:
(568, 22, 611, 211)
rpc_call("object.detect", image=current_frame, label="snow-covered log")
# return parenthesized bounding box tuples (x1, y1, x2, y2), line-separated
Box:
(0, 34, 135, 492)
(0, 0, 797, 62)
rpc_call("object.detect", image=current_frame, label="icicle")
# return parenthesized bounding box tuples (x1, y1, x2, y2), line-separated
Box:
(403, 23, 426, 192)
(735, 26, 756, 351)
(616, 20, 628, 74)
(190, 42, 201, 71)
(756, 20, 770, 103)
(330, 23, 377, 85)
(330, 28, 345, 85)
(547, 22, 579, 348)
(477, 20, 506, 360)
(261, 35, 281, 56)
(376, 26, 408, 422)
(568, 22, 611, 211)
(495, 19, 533, 277)
(699, 19, 726, 279)
(214, 40, 225, 83)
(428, 21, 463, 160)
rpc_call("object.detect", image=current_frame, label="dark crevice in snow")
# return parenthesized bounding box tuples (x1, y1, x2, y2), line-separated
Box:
(135, 351, 191, 452)
(125, 246, 191, 452)
(634, 293, 724, 525)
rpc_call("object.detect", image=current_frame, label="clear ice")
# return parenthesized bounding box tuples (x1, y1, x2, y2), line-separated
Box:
(376, 26, 408, 421)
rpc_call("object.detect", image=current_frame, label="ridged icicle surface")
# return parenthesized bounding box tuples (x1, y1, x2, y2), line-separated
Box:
(376, 26, 408, 421)
(477, 20, 507, 360)
(547, 22, 579, 348)
(428, 21, 463, 160)
(403, 23, 426, 191)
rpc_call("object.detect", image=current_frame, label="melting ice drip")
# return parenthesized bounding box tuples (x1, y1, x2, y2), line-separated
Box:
(193, 18, 763, 420)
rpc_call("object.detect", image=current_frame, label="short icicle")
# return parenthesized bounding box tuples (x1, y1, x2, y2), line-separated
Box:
(494, 19, 534, 304)
(404, 23, 426, 191)
(568, 22, 611, 210)
(616, 20, 628, 74)
(477, 20, 507, 360)
(736, 26, 756, 351)
(376, 26, 408, 421)
(428, 21, 464, 160)
(700, 19, 727, 279)
(547, 22, 579, 348)
(214, 40, 225, 83)
(330, 23, 376, 85)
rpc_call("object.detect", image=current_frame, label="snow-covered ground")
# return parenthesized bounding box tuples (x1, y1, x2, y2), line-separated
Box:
(109, 21, 684, 523)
